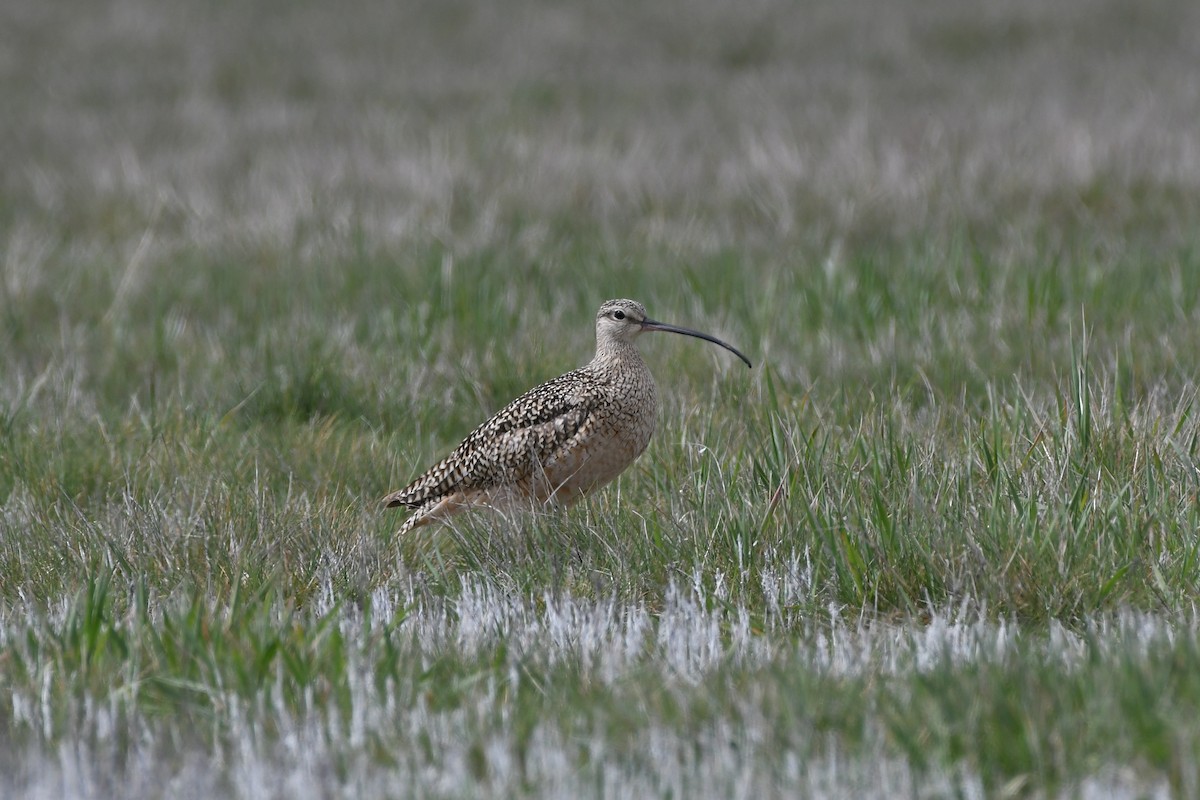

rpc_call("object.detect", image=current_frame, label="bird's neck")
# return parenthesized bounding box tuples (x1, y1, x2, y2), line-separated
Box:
(592, 338, 646, 373)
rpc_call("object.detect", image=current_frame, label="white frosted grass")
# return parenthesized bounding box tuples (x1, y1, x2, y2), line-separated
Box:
(3, 577, 1196, 799)
(3, 717, 1175, 800)
(396, 572, 993, 682)
(1, 554, 1188, 705)
(398, 573, 1038, 682)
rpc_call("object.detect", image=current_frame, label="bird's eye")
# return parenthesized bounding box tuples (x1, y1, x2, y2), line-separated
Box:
(613, 310, 626, 320)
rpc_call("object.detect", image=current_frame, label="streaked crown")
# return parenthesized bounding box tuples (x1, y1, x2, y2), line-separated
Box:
(595, 299, 648, 344)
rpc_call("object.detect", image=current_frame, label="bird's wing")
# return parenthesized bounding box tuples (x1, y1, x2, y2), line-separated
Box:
(383, 369, 601, 509)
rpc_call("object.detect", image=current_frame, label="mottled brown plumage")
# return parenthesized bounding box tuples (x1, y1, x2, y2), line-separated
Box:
(383, 299, 751, 533)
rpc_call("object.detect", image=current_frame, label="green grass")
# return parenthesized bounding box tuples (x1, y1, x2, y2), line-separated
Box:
(5, 0, 1200, 796)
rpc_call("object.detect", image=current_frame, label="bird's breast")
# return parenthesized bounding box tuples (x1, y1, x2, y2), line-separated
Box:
(545, 367, 658, 497)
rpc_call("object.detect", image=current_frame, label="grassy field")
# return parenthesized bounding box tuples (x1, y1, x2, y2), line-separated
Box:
(4, 0, 1200, 796)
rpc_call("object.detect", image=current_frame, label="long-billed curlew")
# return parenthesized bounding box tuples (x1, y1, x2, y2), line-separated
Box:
(382, 299, 752, 533)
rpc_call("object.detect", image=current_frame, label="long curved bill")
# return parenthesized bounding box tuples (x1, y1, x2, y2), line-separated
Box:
(641, 318, 753, 368)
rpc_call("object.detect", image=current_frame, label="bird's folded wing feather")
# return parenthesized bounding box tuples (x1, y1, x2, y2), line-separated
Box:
(384, 370, 601, 509)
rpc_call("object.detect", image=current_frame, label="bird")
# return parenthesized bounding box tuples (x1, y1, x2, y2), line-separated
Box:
(382, 298, 752, 533)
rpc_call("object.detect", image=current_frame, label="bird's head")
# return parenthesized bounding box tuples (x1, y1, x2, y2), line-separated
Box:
(595, 299, 650, 344)
(594, 298, 752, 367)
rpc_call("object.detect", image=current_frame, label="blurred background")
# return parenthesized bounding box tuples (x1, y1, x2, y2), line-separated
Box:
(6, 0, 1198, 258)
